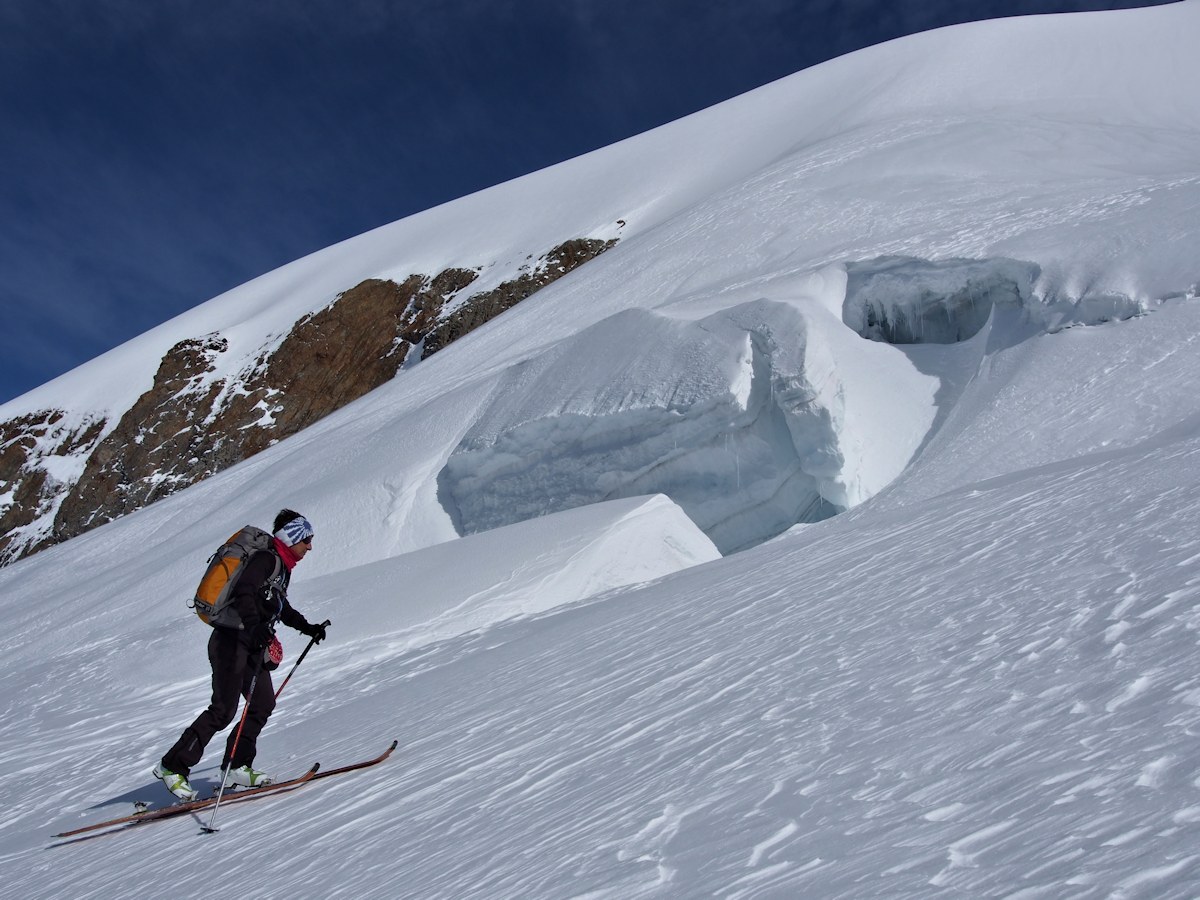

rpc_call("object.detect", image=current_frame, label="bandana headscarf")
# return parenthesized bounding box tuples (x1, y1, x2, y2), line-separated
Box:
(275, 515, 314, 547)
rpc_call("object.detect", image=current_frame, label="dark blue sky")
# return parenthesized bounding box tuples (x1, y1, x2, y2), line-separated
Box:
(0, 0, 1172, 404)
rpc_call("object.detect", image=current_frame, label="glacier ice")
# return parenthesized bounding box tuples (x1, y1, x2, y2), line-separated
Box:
(436, 252, 1161, 556)
(843, 256, 1040, 344)
(842, 255, 1152, 345)
(437, 297, 935, 554)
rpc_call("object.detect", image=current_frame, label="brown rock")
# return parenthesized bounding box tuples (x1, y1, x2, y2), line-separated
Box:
(422, 238, 616, 358)
(1, 236, 616, 564)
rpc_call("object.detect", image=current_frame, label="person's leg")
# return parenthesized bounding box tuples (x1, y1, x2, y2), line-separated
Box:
(160, 629, 245, 775)
(223, 661, 276, 769)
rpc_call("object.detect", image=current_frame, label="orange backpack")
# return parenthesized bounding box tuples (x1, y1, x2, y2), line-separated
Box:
(190, 526, 280, 627)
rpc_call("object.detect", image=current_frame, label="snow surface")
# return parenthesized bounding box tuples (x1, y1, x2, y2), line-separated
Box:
(2, 2, 1200, 896)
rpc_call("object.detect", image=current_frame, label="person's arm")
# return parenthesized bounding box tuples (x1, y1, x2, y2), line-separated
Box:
(280, 599, 328, 643)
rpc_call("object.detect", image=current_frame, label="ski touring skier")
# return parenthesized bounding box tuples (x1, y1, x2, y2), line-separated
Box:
(153, 509, 329, 801)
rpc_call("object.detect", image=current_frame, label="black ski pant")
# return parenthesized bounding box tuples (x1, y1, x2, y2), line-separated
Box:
(161, 627, 275, 776)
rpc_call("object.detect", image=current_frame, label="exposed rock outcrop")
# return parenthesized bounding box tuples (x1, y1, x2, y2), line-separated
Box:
(51, 335, 231, 545)
(0, 235, 617, 564)
(48, 271, 478, 549)
(0, 410, 104, 561)
(422, 238, 616, 358)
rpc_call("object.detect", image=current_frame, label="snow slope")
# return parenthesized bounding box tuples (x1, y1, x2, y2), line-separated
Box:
(2, 2, 1200, 897)
(13, 302, 1200, 898)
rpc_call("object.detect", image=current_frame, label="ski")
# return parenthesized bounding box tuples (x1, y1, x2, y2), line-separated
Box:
(53, 764, 320, 839)
(309, 739, 397, 781)
(197, 740, 399, 835)
(53, 740, 397, 839)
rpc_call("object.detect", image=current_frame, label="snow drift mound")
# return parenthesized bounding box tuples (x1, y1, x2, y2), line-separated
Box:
(438, 296, 937, 553)
(304, 494, 720, 666)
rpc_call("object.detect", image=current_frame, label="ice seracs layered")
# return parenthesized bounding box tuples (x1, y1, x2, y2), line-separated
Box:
(843, 255, 1160, 346)
(438, 289, 938, 553)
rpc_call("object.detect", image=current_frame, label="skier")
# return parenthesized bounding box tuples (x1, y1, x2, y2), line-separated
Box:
(153, 509, 329, 800)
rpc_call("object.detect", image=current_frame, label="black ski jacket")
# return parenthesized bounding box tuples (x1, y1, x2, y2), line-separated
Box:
(224, 548, 313, 638)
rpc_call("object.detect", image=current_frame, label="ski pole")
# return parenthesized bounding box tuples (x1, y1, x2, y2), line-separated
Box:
(202, 657, 263, 834)
(274, 619, 330, 701)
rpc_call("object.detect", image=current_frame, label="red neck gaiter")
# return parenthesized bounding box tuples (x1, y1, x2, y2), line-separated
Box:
(273, 537, 299, 571)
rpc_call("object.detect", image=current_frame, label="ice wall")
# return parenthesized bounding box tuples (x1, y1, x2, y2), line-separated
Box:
(843, 256, 1039, 344)
(438, 297, 936, 554)
(842, 255, 1153, 345)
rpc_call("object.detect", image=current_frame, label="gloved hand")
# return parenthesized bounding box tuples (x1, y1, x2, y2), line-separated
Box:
(247, 622, 274, 652)
(302, 619, 329, 644)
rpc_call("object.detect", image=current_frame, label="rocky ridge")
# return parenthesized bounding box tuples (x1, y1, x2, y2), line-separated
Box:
(0, 236, 616, 564)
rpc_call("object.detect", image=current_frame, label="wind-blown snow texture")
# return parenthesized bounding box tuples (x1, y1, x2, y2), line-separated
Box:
(3, 2, 1200, 897)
